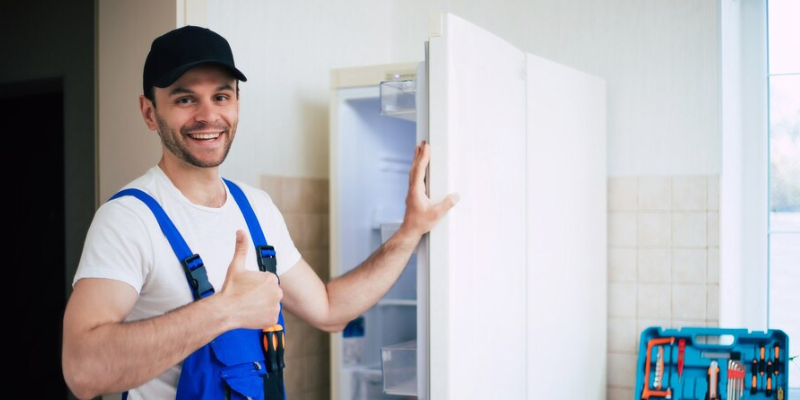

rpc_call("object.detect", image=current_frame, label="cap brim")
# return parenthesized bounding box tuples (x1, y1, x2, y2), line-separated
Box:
(152, 60, 247, 88)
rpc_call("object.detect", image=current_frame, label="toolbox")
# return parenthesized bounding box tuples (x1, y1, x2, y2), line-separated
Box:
(635, 327, 790, 400)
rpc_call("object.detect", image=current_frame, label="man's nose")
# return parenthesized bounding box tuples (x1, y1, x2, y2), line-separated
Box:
(194, 100, 218, 123)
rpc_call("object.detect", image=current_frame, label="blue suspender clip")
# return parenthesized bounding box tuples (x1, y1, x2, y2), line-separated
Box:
(256, 245, 278, 283)
(181, 253, 214, 300)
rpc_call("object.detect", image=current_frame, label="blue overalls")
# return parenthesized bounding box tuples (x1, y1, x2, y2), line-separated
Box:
(111, 179, 287, 400)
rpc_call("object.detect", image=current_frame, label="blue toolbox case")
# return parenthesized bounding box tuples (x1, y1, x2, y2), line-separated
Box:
(635, 327, 789, 400)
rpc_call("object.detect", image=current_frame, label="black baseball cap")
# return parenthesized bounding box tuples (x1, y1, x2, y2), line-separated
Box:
(142, 25, 247, 96)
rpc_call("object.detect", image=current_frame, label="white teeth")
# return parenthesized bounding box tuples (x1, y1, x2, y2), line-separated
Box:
(190, 133, 220, 140)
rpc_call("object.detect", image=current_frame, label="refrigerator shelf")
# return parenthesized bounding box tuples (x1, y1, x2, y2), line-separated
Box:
(377, 299, 417, 307)
(384, 380, 417, 397)
(379, 222, 401, 243)
(343, 364, 400, 400)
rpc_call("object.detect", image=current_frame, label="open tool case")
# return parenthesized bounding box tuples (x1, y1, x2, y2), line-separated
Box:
(635, 327, 790, 400)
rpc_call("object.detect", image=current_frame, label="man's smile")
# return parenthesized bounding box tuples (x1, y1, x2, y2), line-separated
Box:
(186, 131, 223, 140)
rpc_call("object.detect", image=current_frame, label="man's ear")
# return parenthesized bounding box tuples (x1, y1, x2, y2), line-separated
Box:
(139, 95, 159, 131)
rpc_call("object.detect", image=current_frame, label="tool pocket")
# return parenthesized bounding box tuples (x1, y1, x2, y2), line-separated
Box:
(177, 328, 268, 400)
(219, 362, 267, 400)
(212, 329, 268, 400)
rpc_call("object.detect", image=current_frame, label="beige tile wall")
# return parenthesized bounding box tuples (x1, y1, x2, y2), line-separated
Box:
(606, 175, 720, 400)
(261, 175, 331, 400)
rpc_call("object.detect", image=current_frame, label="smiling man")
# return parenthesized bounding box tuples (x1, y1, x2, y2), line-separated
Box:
(61, 26, 458, 400)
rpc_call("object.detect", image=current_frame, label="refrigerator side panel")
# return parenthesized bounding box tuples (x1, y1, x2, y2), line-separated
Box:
(328, 77, 342, 400)
(525, 54, 608, 400)
(428, 13, 528, 400)
(415, 58, 429, 400)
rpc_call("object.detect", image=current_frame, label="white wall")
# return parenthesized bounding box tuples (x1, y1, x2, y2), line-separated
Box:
(98, 1, 721, 196)
(203, 1, 395, 186)
(201, 0, 720, 187)
(98, 0, 176, 201)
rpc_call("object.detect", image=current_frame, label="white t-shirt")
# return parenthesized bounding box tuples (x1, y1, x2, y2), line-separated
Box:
(73, 166, 301, 400)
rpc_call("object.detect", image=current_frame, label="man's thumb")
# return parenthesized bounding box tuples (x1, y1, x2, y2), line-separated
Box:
(229, 230, 249, 270)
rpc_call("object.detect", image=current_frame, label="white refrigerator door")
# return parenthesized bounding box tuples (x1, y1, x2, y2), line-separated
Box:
(425, 12, 607, 400)
(525, 54, 607, 400)
(427, 13, 529, 400)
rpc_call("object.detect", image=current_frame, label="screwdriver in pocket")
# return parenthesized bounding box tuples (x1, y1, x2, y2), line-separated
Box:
(263, 324, 285, 373)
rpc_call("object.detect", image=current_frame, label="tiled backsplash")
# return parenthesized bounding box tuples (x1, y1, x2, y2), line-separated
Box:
(260, 175, 331, 400)
(606, 175, 720, 400)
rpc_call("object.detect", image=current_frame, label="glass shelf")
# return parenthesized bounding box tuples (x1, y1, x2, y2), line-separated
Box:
(381, 340, 417, 396)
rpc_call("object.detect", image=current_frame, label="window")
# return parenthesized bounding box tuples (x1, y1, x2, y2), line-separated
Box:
(767, 0, 800, 390)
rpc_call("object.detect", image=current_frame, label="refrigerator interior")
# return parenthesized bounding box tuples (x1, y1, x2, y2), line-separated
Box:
(333, 65, 424, 400)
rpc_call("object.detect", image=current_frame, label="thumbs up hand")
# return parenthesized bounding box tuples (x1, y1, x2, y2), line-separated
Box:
(219, 230, 282, 330)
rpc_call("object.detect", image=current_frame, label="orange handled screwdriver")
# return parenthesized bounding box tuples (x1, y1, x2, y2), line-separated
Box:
(766, 358, 773, 396)
(262, 324, 284, 373)
(759, 344, 767, 391)
(751, 347, 759, 395)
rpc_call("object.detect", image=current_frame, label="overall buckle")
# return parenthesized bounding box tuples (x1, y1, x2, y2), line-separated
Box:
(181, 254, 214, 300)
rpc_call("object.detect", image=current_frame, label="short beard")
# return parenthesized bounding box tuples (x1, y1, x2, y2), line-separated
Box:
(155, 112, 234, 168)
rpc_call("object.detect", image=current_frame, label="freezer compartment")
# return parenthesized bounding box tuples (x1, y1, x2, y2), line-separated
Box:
(381, 340, 418, 396)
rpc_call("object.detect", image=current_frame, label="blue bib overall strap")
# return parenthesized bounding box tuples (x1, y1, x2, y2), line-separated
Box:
(109, 185, 286, 400)
(109, 189, 215, 301)
(224, 178, 287, 400)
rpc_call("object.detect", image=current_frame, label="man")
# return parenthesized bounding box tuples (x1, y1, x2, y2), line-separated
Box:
(62, 25, 458, 400)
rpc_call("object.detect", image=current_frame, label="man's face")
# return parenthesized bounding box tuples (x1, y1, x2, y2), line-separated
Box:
(148, 64, 239, 168)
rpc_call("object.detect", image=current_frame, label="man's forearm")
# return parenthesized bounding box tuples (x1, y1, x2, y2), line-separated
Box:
(63, 295, 232, 399)
(325, 226, 422, 328)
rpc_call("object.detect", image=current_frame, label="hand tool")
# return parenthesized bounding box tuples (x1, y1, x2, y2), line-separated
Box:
(726, 360, 734, 400)
(726, 359, 746, 400)
(766, 356, 774, 396)
(642, 336, 675, 399)
(760, 343, 767, 385)
(751, 348, 759, 395)
(701, 352, 733, 359)
(706, 360, 720, 400)
(774, 343, 781, 398)
(655, 346, 665, 389)
(678, 339, 686, 382)
(261, 323, 286, 399)
(263, 324, 285, 373)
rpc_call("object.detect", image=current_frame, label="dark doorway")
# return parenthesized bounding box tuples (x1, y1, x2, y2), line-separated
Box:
(2, 78, 68, 398)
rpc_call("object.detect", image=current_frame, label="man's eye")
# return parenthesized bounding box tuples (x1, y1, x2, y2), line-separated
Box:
(215, 95, 230, 101)
(176, 97, 193, 105)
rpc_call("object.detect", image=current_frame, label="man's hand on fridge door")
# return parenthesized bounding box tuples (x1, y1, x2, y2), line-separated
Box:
(399, 140, 460, 239)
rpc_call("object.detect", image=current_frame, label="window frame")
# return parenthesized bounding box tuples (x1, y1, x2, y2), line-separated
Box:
(721, 0, 798, 395)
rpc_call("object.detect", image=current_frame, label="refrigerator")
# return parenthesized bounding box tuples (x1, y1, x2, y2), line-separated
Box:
(329, 13, 607, 400)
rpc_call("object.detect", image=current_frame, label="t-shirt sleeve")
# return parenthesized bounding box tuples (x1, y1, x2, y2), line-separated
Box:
(72, 198, 154, 294)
